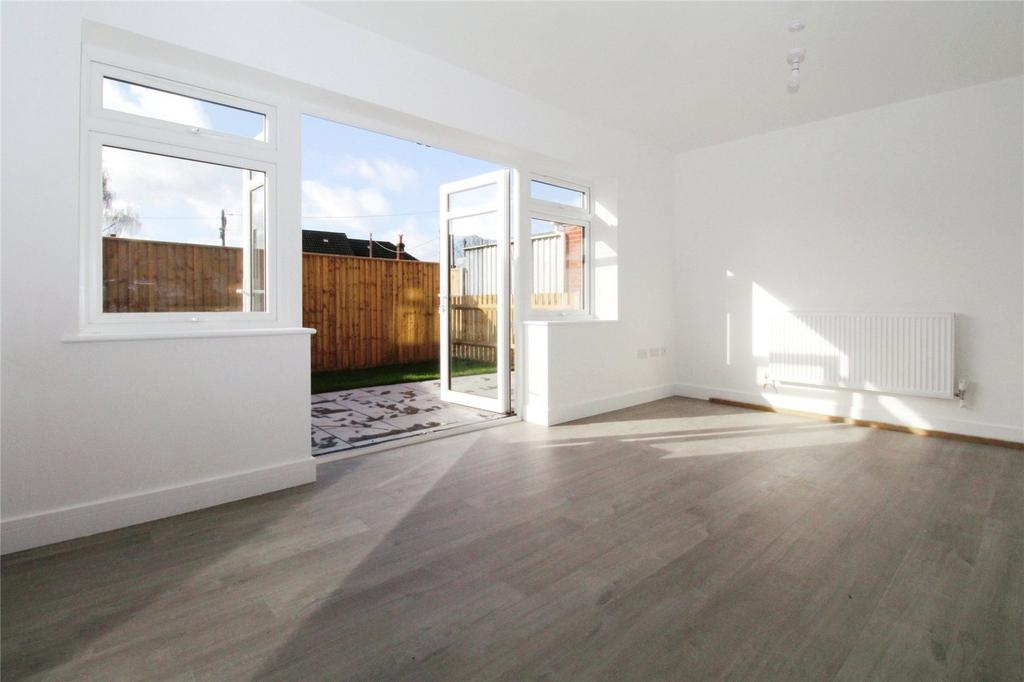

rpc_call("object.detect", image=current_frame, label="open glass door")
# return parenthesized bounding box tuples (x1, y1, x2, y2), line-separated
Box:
(439, 170, 512, 414)
(241, 170, 267, 312)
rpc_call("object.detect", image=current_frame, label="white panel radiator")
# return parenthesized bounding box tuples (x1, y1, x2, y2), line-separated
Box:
(768, 312, 956, 399)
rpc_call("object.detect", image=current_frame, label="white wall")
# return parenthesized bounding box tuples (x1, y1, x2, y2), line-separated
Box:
(538, 169, 676, 425)
(673, 77, 1024, 442)
(1, 2, 676, 550)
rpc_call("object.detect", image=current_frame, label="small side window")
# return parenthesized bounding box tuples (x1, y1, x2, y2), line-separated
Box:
(530, 179, 586, 210)
(527, 175, 591, 316)
(530, 218, 586, 312)
(102, 77, 268, 141)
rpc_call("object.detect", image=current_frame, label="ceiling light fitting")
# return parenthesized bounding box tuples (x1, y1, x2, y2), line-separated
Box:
(787, 47, 805, 93)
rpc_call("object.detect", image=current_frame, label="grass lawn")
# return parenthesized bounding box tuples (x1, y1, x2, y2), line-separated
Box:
(312, 358, 496, 394)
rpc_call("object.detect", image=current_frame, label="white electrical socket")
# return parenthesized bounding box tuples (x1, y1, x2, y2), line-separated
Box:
(660, 347, 668, 356)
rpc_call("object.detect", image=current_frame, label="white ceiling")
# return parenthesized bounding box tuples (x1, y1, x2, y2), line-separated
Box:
(311, 1, 1023, 152)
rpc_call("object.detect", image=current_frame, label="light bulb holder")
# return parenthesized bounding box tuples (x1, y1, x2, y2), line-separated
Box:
(786, 47, 805, 93)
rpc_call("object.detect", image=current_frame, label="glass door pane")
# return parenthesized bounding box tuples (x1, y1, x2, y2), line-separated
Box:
(449, 212, 499, 399)
(439, 170, 510, 414)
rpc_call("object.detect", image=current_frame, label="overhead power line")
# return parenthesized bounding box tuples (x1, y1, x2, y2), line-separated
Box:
(136, 209, 440, 220)
(303, 210, 439, 219)
(367, 235, 440, 255)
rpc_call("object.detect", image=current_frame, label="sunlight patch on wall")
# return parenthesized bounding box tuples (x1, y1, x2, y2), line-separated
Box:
(594, 200, 618, 228)
(753, 282, 860, 388)
(751, 281, 790, 360)
(763, 390, 837, 416)
(878, 395, 933, 430)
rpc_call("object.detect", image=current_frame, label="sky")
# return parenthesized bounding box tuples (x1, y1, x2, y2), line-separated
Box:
(300, 114, 501, 261)
(98, 79, 503, 262)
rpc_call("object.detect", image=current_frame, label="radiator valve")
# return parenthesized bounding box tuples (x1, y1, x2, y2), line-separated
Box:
(954, 378, 968, 408)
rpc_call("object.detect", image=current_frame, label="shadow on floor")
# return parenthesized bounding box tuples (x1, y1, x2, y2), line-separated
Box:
(248, 397, 1009, 679)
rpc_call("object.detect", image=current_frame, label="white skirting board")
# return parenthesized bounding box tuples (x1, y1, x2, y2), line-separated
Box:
(674, 383, 1024, 444)
(525, 384, 677, 426)
(1, 458, 317, 555)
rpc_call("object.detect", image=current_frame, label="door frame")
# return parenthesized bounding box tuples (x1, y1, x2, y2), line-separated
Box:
(439, 169, 512, 414)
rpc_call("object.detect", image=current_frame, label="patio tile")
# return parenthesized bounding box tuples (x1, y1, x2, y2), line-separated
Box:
(313, 389, 366, 403)
(379, 395, 449, 415)
(342, 397, 405, 420)
(311, 378, 512, 456)
(382, 411, 457, 431)
(322, 422, 408, 445)
(310, 426, 350, 455)
(359, 383, 433, 400)
(413, 380, 442, 394)
(311, 404, 376, 428)
(351, 398, 455, 424)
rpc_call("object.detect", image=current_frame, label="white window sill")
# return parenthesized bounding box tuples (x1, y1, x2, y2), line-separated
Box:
(62, 327, 316, 343)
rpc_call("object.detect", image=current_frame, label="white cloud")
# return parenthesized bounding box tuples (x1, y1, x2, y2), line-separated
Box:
(102, 146, 249, 246)
(103, 79, 212, 130)
(334, 156, 419, 192)
(301, 182, 439, 261)
(302, 180, 391, 232)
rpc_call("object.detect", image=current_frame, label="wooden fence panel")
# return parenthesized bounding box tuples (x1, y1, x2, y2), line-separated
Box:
(107, 242, 556, 372)
(450, 294, 498, 364)
(530, 292, 577, 310)
(304, 253, 442, 372)
(102, 237, 242, 313)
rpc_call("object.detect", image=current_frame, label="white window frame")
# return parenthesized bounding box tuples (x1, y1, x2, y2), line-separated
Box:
(527, 174, 593, 318)
(78, 48, 279, 333)
(89, 61, 276, 155)
(529, 174, 589, 213)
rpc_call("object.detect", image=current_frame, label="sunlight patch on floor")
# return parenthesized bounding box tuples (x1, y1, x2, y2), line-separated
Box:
(523, 411, 813, 442)
(657, 421, 868, 459)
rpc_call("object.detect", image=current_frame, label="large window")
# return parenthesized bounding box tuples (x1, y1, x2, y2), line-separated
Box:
(99, 147, 267, 312)
(82, 54, 276, 326)
(528, 176, 590, 315)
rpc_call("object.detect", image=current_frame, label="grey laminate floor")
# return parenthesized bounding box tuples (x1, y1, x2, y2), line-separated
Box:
(3, 397, 1021, 680)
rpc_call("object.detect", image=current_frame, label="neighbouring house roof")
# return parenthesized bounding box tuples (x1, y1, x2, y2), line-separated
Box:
(302, 229, 417, 260)
(303, 230, 353, 256)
